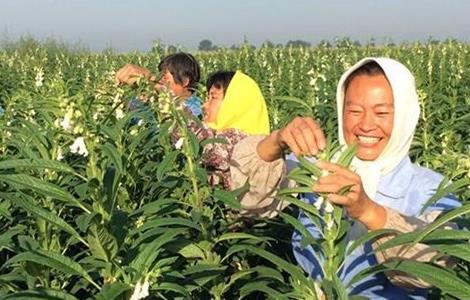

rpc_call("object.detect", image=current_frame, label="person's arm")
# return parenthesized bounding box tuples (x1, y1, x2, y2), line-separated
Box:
(230, 135, 290, 218)
(257, 117, 326, 162)
(372, 203, 459, 289)
(230, 117, 327, 217)
(115, 64, 156, 86)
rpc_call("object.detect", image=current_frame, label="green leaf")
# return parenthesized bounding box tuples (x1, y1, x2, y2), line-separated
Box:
(200, 137, 229, 147)
(287, 173, 315, 187)
(101, 142, 124, 174)
(273, 96, 313, 113)
(214, 232, 272, 244)
(0, 197, 12, 219)
(228, 244, 307, 283)
(376, 229, 470, 252)
(87, 224, 118, 262)
(130, 228, 186, 275)
(251, 266, 285, 282)
(0, 226, 24, 249)
(184, 264, 227, 287)
(95, 282, 130, 300)
(335, 143, 357, 167)
(213, 189, 242, 210)
(411, 204, 470, 248)
(100, 125, 120, 142)
(375, 260, 470, 299)
(156, 150, 179, 181)
(276, 195, 322, 220)
(430, 243, 470, 263)
(0, 288, 79, 300)
(153, 282, 190, 298)
(277, 187, 316, 196)
(137, 217, 201, 233)
(332, 273, 348, 300)
(280, 212, 319, 249)
(178, 243, 206, 259)
(297, 157, 321, 178)
(4, 249, 99, 289)
(0, 174, 90, 213)
(183, 264, 227, 275)
(239, 280, 289, 300)
(347, 228, 398, 256)
(420, 177, 470, 214)
(0, 159, 77, 176)
(13, 195, 86, 245)
(103, 166, 121, 214)
(129, 198, 176, 217)
(187, 130, 200, 155)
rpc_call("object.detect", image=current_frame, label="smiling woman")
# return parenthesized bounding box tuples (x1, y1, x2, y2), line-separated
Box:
(342, 64, 394, 161)
(229, 57, 462, 299)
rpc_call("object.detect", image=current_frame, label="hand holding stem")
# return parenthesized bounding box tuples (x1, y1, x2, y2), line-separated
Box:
(313, 161, 387, 230)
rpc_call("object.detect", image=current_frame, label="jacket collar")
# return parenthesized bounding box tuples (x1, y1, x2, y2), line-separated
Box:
(376, 156, 414, 199)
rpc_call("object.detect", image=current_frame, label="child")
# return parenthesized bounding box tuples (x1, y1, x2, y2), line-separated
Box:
(115, 52, 202, 118)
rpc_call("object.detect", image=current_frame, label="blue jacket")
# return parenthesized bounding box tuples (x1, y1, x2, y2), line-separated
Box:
(291, 155, 460, 299)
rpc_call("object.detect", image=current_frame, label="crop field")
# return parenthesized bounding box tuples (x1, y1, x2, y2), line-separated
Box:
(0, 39, 469, 299)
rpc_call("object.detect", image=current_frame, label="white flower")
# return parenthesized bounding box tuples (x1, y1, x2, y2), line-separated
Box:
(56, 148, 64, 161)
(175, 138, 184, 150)
(324, 200, 334, 214)
(115, 107, 125, 119)
(112, 93, 122, 104)
(130, 277, 150, 300)
(314, 196, 324, 210)
(35, 68, 44, 87)
(130, 128, 139, 136)
(60, 116, 72, 131)
(326, 218, 334, 230)
(69, 137, 88, 157)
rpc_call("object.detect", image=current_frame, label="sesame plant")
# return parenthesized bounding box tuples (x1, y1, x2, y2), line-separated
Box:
(0, 39, 469, 299)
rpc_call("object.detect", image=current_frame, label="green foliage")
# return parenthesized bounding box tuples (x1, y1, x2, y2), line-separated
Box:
(0, 40, 469, 299)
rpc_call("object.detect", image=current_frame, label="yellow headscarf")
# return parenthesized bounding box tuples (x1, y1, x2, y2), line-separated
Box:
(207, 71, 270, 135)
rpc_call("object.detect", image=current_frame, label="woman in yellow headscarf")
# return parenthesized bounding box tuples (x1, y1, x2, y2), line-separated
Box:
(174, 70, 270, 189)
(203, 70, 270, 135)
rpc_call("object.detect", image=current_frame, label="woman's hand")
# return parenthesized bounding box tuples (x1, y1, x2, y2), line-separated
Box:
(313, 161, 387, 230)
(115, 64, 155, 86)
(257, 117, 326, 162)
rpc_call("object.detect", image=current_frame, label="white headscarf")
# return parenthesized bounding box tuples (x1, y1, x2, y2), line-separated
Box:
(336, 58, 420, 199)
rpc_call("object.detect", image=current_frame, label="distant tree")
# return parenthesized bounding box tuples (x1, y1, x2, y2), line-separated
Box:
(261, 40, 275, 48)
(318, 40, 332, 48)
(286, 40, 311, 48)
(366, 38, 376, 47)
(199, 39, 214, 51)
(428, 37, 441, 45)
(335, 37, 353, 48)
(167, 45, 178, 54)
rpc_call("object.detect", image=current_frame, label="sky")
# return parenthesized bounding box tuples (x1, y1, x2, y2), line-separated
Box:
(1, 0, 469, 52)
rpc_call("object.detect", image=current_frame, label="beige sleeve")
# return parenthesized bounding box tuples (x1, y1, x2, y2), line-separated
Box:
(230, 135, 294, 218)
(373, 207, 455, 289)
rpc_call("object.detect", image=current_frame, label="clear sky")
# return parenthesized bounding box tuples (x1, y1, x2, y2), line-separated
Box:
(1, 0, 469, 52)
